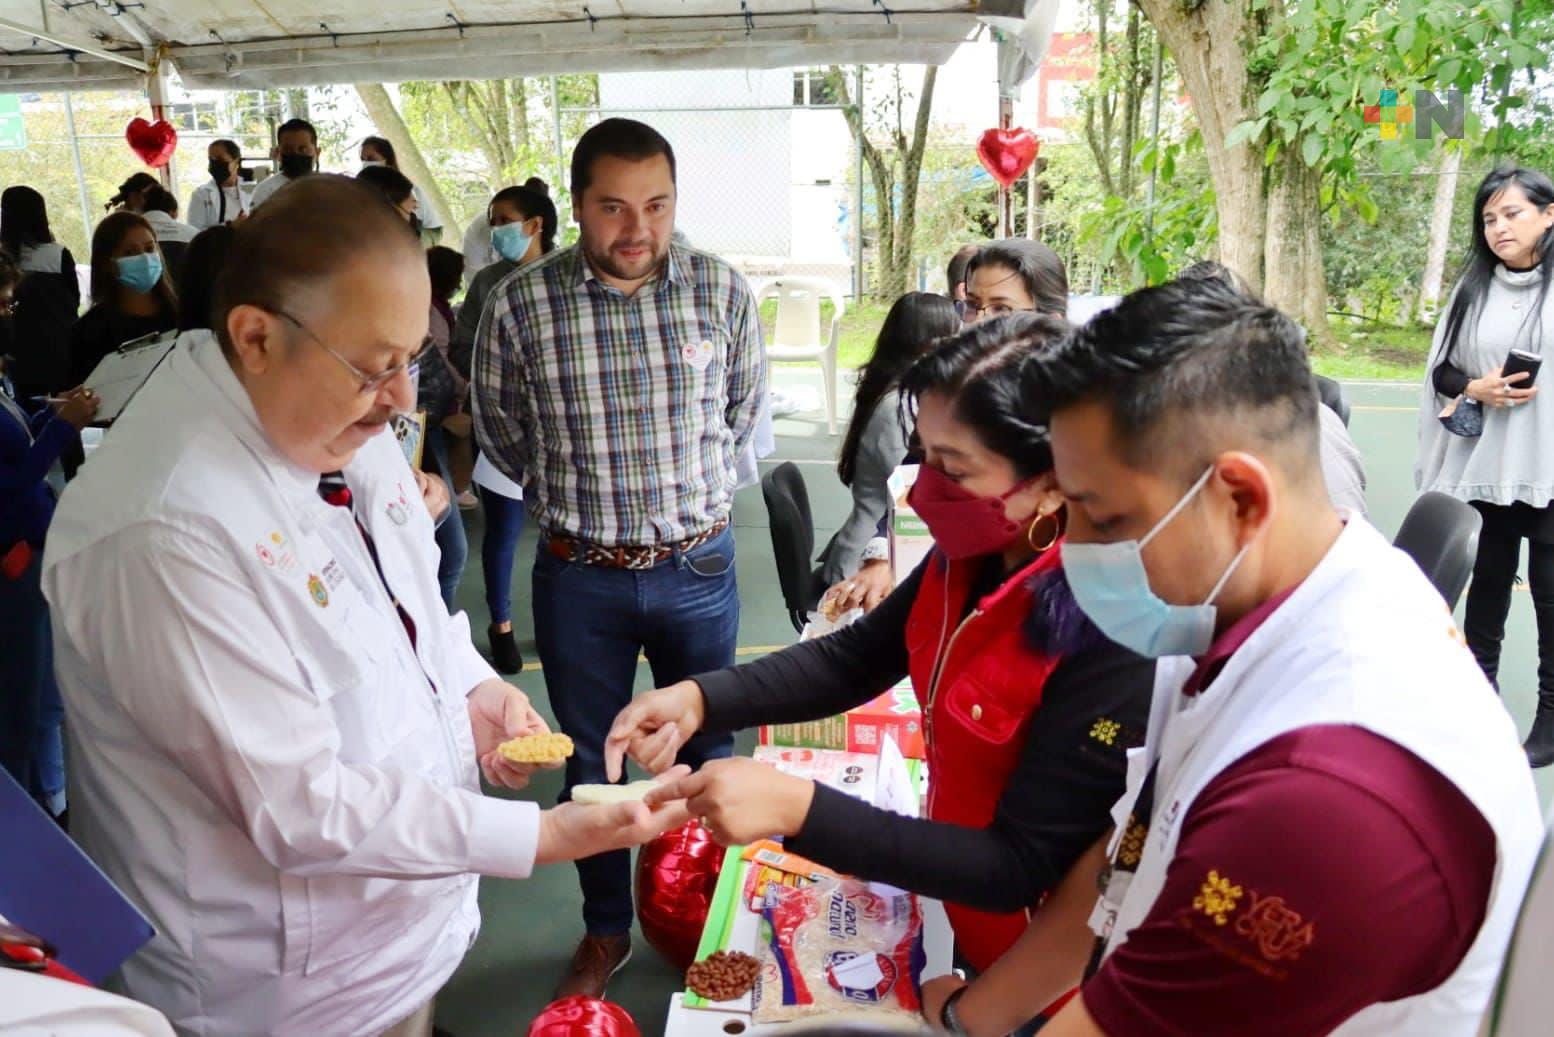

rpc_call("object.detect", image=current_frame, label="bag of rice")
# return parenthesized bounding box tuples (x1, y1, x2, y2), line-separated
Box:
(752, 877, 925, 1023)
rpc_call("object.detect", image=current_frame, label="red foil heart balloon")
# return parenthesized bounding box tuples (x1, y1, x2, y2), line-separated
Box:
(526, 996, 641, 1037)
(634, 819, 722, 969)
(125, 117, 177, 168)
(976, 127, 1040, 189)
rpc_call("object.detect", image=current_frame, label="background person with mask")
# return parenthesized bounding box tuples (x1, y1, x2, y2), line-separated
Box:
(249, 118, 318, 210)
(67, 211, 177, 388)
(473, 118, 767, 999)
(361, 135, 445, 245)
(187, 139, 252, 229)
(41, 176, 693, 1037)
(615, 314, 1154, 1036)
(451, 179, 558, 673)
(1002, 277, 1541, 1037)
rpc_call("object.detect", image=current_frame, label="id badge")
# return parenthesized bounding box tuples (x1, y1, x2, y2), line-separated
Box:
(1087, 867, 1133, 943)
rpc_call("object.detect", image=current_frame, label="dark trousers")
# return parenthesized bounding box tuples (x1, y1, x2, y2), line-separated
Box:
(532, 525, 739, 935)
(1464, 502, 1554, 709)
(425, 425, 467, 610)
(479, 486, 527, 626)
(0, 550, 66, 814)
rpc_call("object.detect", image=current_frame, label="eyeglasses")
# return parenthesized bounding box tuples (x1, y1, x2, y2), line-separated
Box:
(271, 309, 429, 396)
(955, 300, 1037, 324)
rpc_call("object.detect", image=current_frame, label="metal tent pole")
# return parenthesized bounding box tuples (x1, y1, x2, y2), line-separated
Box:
(63, 91, 94, 247)
(853, 64, 865, 302)
(550, 76, 565, 198)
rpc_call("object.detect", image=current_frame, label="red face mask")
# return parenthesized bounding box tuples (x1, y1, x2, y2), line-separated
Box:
(907, 464, 1038, 561)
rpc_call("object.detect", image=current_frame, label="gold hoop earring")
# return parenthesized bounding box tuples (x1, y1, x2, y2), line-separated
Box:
(1027, 510, 1061, 552)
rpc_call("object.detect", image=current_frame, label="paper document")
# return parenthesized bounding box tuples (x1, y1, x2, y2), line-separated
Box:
(82, 330, 177, 424)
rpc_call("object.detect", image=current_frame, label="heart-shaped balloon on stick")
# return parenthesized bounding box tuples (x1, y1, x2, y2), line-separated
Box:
(976, 127, 1040, 189)
(125, 117, 178, 168)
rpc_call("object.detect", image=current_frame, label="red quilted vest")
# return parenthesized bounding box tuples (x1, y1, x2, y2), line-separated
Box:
(904, 544, 1064, 973)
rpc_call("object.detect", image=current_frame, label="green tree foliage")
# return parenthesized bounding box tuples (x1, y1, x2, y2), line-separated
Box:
(398, 75, 596, 235)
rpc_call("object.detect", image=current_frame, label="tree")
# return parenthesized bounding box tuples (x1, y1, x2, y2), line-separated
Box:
(1081, 0, 1154, 202)
(397, 75, 596, 235)
(1194, 0, 1552, 347)
(1418, 147, 1462, 322)
(824, 65, 938, 302)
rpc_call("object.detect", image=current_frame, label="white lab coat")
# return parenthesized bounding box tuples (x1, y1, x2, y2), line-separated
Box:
(185, 181, 254, 230)
(42, 331, 540, 1036)
(248, 173, 300, 210)
(141, 210, 199, 245)
(0, 970, 175, 1036)
(1092, 517, 1542, 1035)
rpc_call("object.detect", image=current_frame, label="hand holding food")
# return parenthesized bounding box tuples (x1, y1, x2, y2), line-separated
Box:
(643, 757, 815, 846)
(536, 767, 694, 865)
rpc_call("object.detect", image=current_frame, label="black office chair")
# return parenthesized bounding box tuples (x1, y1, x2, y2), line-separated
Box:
(1393, 491, 1482, 610)
(1315, 374, 1351, 427)
(761, 462, 825, 632)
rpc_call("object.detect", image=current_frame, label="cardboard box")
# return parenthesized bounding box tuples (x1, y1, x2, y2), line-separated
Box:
(757, 682, 925, 760)
(888, 464, 933, 583)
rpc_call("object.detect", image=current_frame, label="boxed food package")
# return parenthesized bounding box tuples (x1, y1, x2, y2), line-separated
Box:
(757, 681, 925, 760)
(752, 877, 926, 1024)
(887, 464, 932, 583)
(752, 745, 881, 802)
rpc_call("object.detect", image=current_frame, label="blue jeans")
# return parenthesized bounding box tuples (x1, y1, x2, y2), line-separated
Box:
(480, 486, 526, 625)
(532, 525, 739, 935)
(0, 550, 65, 815)
(425, 425, 467, 610)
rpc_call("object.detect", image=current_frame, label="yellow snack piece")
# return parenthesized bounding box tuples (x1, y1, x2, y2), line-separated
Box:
(497, 732, 575, 764)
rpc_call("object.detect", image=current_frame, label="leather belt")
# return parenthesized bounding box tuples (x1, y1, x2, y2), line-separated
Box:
(544, 519, 729, 571)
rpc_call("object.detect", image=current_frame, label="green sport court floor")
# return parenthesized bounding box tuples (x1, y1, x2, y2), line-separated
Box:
(432, 375, 1554, 1037)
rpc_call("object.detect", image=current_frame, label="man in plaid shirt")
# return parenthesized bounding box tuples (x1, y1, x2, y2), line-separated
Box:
(472, 118, 767, 998)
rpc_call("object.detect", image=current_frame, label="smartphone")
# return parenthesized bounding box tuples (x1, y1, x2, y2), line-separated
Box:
(1503, 348, 1543, 387)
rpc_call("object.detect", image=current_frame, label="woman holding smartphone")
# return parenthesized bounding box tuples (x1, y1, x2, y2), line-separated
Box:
(1417, 165, 1554, 765)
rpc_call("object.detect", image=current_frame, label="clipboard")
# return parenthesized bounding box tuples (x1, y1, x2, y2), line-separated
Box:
(81, 330, 178, 426)
(0, 768, 156, 984)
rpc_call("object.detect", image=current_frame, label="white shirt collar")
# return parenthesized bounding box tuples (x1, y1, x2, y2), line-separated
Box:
(185, 330, 326, 504)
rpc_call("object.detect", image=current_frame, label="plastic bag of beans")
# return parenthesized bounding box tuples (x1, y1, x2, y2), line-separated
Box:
(752, 877, 925, 1023)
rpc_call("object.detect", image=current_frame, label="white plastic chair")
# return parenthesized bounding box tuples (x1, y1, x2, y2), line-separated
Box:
(757, 276, 845, 435)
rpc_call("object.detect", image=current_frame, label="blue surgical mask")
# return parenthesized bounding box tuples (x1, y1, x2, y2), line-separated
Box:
(116, 252, 164, 295)
(491, 223, 532, 263)
(1062, 467, 1252, 658)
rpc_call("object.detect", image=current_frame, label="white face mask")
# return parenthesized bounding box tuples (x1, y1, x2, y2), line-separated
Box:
(1061, 466, 1252, 658)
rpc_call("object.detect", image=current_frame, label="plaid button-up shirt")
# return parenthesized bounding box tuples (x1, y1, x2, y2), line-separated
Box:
(472, 243, 767, 547)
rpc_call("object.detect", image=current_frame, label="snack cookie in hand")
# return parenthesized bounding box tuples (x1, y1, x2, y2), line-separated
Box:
(498, 731, 575, 765)
(572, 780, 659, 805)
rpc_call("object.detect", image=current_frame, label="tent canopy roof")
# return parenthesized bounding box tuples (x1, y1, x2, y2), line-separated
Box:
(0, 0, 981, 93)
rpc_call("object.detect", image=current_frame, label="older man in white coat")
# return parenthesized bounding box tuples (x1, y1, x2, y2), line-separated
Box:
(42, 176, 690, 1037)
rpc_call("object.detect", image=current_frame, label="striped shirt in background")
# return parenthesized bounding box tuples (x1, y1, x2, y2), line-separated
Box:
(472, 243, 767, 548)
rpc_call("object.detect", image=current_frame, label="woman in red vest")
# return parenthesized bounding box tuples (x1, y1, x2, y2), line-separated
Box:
(610, 312, 1153, 1035)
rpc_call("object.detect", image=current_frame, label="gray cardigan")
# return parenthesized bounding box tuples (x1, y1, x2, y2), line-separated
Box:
(449, 258, 518, 380)
(819, 389, 908, 586)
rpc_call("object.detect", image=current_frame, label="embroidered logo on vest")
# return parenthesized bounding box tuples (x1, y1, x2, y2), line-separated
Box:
(1090, 718, 1122, 745)
(1193, 870, 1244, 925)
(1234, 892, 1316, 962)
